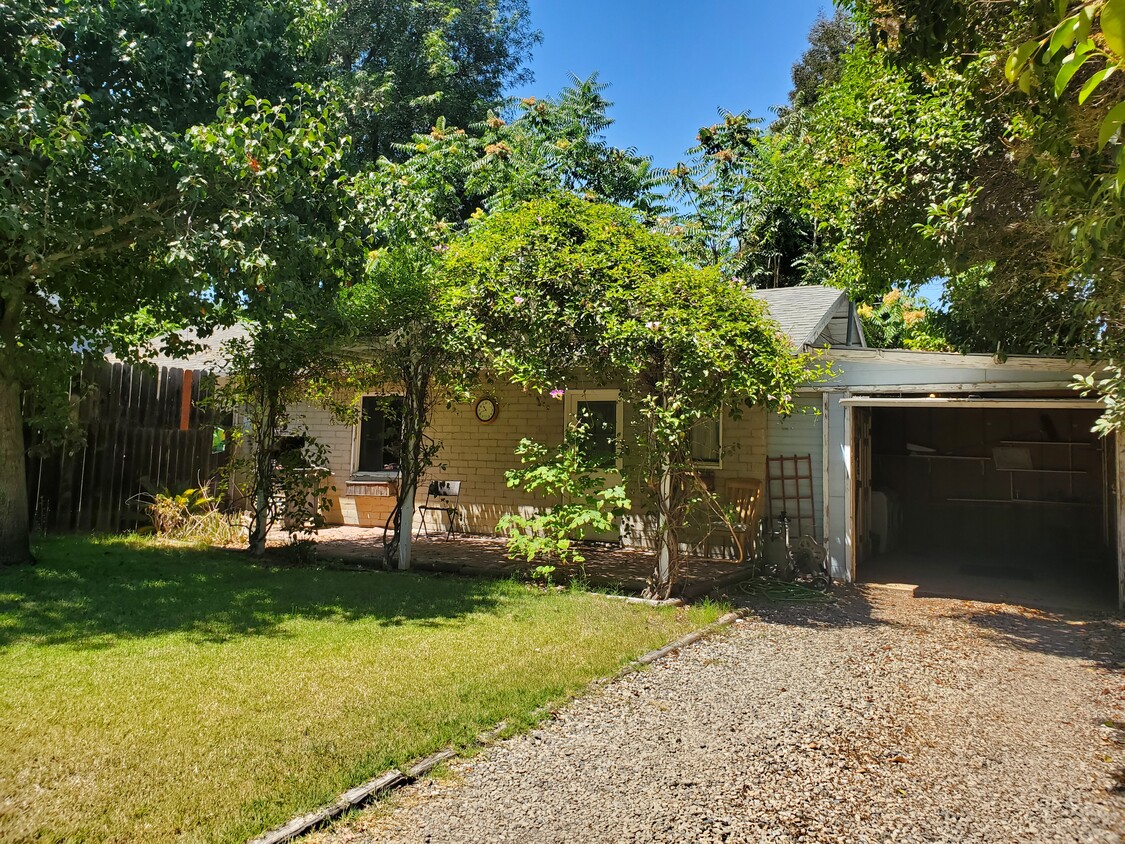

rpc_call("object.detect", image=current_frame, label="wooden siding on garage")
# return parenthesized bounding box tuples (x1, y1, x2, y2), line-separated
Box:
(766, 395, 825, 541)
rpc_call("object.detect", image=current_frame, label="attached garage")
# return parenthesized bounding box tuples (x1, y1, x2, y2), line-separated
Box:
(813, 349, 1124, 610)
(846, 400, 1116, 608)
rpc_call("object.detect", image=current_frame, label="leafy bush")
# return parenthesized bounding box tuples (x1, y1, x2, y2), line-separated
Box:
(221, 424, 335, 548)
(497, 424, 630, 581)
(1074, 364, 1124, 435)
(138, 486, 243, 546)
(857, 288, 949, 351)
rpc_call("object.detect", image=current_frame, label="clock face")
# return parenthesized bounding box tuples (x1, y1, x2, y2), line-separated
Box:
(475, 397, 498, 423)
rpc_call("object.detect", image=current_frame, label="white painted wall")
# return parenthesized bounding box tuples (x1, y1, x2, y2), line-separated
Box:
(766, 395, 824, 542)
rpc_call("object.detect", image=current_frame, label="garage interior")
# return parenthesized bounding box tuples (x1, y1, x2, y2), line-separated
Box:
(857, 403, 1118, 609)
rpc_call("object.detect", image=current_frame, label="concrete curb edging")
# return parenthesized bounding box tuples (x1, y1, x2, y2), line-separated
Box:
(246, 606, 751, 844)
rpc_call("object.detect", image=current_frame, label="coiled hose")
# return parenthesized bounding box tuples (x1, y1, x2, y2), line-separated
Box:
(738, 577, 835, 603)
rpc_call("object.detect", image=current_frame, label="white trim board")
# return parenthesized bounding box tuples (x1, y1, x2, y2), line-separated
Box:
(839, 397, 1103, 410)
(822, 380, 1078, 394)
(827, 347, 1094, 373)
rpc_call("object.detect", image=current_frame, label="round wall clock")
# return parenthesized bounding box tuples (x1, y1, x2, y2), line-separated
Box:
(474, 397, 498, 423)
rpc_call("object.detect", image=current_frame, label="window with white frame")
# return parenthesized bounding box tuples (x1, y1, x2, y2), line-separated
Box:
(690, 414, 722, 467)
(353, 395, 404, 474)
(563, 389, 623, 469)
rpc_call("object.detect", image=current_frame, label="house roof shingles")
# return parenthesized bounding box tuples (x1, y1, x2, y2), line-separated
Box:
(750, 285, 850, 349)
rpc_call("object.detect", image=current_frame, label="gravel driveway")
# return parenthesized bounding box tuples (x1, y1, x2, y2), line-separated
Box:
(310, 586, 1125, 844)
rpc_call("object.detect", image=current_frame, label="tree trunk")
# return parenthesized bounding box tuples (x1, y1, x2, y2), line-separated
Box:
(647, 462, 675, 599)
(248, 391, 279, 557)
(249, 480, 269, 556)
(397, 479, 415, 570)
(393, 364, 432, 571)
(0, 375, 31, 565)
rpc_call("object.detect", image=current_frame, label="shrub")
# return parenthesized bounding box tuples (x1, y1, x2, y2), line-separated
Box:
(138, 485, 243, 546)
(497, 423, 630, 581)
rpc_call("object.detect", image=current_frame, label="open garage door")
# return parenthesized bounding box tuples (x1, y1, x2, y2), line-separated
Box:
(843, 398, 1119, 610)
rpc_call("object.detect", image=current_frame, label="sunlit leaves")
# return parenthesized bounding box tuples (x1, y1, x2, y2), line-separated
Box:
(1102, 0, 1125, 59)
(1098, 100, 1125, 147)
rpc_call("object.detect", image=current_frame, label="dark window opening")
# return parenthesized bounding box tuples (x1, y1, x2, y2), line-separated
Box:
(691, 416, 722, 465)
(576, 400, 619, 468)
(357, 396, 404, 472)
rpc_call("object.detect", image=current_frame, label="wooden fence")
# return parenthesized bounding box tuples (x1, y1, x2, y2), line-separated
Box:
(24, 362, 230, 533)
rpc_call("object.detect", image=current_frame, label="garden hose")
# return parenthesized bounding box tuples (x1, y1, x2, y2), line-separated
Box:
(738, 577, 835, 603)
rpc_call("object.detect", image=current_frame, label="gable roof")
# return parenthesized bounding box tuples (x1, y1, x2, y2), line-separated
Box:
(750, 285, 863, 349)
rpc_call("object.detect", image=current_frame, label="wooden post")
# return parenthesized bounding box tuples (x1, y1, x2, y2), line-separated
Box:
(842, 402, 854, 582)
(397, 420, 417, 571)
(179, 370, 193, 431)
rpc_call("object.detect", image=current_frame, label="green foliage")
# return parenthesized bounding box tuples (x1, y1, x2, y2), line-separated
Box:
(137, 485, 243, 546)
(445, 194, 820, 595)
(1075, 363, 1124, 434)
(178, 80, 364, 555)
(175, 81, 367, 320)
(856, 289, 949, 351)
(0, 0, 349, 557)
(213, 329, 340, 553)
(444, 194, 683, 389)
(332, 74, 669, 565)
(664, 111, 812, 286)
(777, 43, 987, 299)
(498, 424, 630, 575)
(338, 144, 478, 564)
(781, 9, 858, 114)
(1002, 0, 1125, 190)
(467, 75, 669, 216)
(0, 0, 321, 401)
(325, 0, 539, 163)
(834, 0, 1124, 427)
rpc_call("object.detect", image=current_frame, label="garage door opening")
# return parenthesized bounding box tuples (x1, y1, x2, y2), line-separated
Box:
(854, 404, 1117, 610)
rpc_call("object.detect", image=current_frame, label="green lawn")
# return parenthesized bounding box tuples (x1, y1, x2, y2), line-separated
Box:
(0, 537, 720, 843)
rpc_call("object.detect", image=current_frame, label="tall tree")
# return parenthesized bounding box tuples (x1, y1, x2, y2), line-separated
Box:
(468, 74, 669, 217)
(774, 8, 858, 123)
(0, 0, 323, 562)
(837, 0, 1124, 421)
(185, 84, 367, 555)
(340, 77, 670, 569)
(664, 111, 812, 288)
(339, 126, 478, 569)
(326, 0, 539, 162)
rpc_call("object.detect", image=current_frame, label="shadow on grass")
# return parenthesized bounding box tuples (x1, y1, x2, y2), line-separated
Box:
(0, 535, 512, 649)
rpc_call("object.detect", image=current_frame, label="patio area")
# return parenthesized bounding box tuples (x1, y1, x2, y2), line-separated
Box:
(305, 526, 753, 599)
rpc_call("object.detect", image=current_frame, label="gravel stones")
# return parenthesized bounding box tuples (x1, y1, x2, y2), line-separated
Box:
(310, 587, 1125, 844)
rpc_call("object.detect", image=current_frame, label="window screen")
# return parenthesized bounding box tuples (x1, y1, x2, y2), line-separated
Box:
(357, 396, 403, 472)
(576, 400, 619, 467)
(691, 417, 722, 465)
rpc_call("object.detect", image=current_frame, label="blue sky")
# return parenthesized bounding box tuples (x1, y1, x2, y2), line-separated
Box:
(507, 0, 835, 170)
(505, 1, 945, 304)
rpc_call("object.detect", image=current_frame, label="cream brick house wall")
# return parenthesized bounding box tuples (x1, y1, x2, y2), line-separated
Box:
(291, 382, 768, 550)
